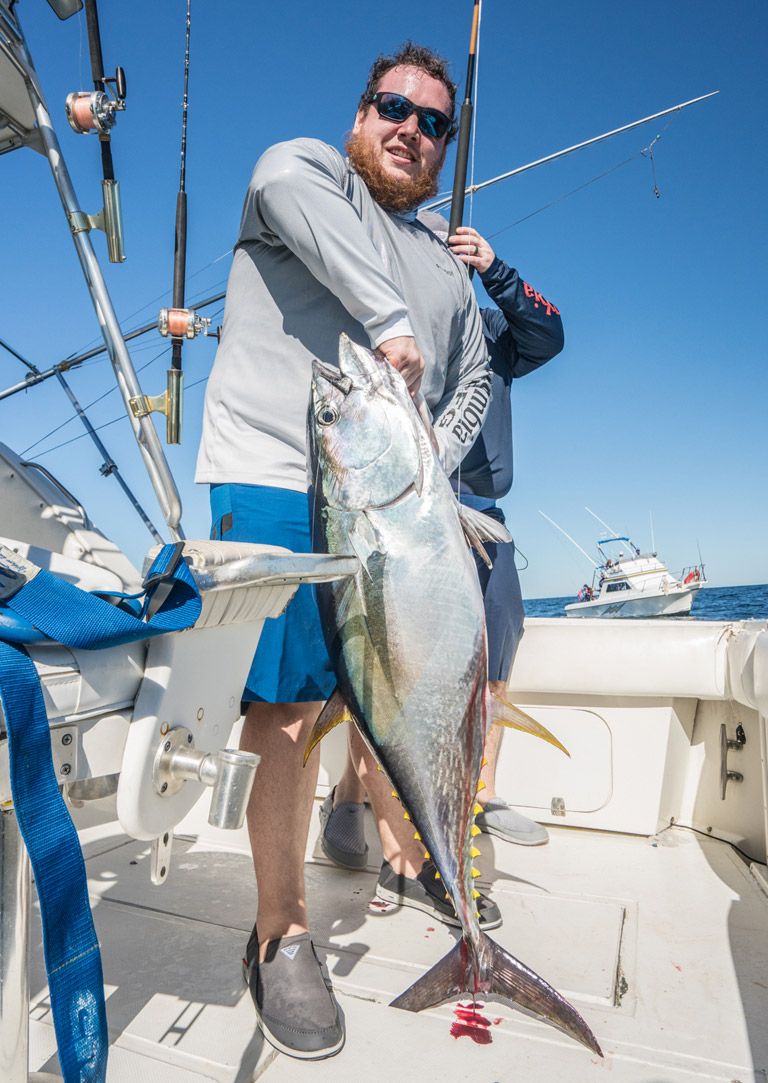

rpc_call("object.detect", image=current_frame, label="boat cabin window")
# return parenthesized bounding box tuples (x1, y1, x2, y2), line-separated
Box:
(606, 581, 630, 593)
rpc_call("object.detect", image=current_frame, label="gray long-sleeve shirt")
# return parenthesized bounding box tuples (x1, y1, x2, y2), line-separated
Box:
(195, 138, 490, 491)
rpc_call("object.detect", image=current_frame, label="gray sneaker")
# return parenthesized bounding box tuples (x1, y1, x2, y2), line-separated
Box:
(375, 860, 502, 931)
(242, 927, 345, 1060)
(475, 800, 549, 845)
(319, 787, 368, 869)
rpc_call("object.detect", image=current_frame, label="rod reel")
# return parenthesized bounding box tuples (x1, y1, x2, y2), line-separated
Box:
(65, 66, 126, 135)
(158, 307, 211, 341)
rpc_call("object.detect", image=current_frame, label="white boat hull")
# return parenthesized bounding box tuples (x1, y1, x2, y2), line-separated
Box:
(565, 584, 701, 618)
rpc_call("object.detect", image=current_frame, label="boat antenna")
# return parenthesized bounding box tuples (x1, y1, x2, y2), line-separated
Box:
(128, 0, 210, 445)
(426, 91, 719, 211)
(539, 511, 599, 568)
(0, 337, 162, 542)
(585, 506, 620, 537)
(447, 0, 481, 269)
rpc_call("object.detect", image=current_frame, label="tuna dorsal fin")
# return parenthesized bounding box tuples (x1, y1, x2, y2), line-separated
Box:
(303, 687, 352, 765)
(492, 694, 570, 757)
(390, 933, 602, 1057)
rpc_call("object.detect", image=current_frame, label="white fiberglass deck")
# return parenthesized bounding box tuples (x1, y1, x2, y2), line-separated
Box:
(27, 804, 768, 1082)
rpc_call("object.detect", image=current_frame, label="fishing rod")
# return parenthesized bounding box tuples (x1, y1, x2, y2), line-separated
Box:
(427, 91, 719, 212)
(539, 510, 599, 568)
(64, 0, 127, 262)
(448, 0, 481, 240)
(127, 0, 209, 445)
(0, 337, 163, 542)
(0, 290, 225, 403)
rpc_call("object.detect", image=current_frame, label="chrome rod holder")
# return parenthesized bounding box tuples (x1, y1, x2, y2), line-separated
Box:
(720, 722, 745, 800)
(152, 727, 259, 830)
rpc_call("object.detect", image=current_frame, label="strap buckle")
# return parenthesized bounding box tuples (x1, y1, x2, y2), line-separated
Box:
(0, 545, 36, 603)
(141, 542, 187, 619)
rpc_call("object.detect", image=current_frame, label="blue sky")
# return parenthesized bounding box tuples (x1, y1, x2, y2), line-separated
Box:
(1, 0, 766, 597)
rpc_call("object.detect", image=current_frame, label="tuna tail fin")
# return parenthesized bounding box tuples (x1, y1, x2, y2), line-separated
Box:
(390, 933, 602, 1057)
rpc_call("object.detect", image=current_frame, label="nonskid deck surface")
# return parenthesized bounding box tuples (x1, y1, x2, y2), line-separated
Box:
(27, 811, 768, 1082)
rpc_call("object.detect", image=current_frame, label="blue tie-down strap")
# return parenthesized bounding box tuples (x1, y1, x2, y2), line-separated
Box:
(0, 542, 202, 1082)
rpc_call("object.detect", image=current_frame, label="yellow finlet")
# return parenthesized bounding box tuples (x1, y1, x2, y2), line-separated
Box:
(476, 779, 487, 792)
(481, 757, 489, 767)
(471, 889, 481, 899)
(423, 851, 430, 860)
(471, 868, 481, 878)
(413, 831, 422, 842)
(473, 803, 483, 816)
(376, 764, 384, 772)
(470, 846, 481, 859)
(403, 811, 411, 821)
(391, 790, 399, 799)
(434, 870, 441, 880)
(471, 825, 481, 837)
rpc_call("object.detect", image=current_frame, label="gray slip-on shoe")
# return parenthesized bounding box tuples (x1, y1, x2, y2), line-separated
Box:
(319, 787, 368, 870)
(375, 860, 502, 931)
(243, 928, 345, 1060)
(476, 799, 550, 845)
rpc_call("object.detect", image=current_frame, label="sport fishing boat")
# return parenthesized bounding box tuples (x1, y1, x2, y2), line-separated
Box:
(2, 4, 766, 1083)
(565, 534, 706, 618)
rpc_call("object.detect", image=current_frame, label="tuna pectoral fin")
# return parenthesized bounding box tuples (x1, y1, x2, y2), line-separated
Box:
(303, 687, 352, 766)
(457, 503, 514, 569)
(492, 695, 570, 757)
(391, 934, 602, 1057)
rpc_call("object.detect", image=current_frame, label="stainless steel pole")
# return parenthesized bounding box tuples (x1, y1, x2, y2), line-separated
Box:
(0, 811, 30, 1083)
(12, 36, 184, 539)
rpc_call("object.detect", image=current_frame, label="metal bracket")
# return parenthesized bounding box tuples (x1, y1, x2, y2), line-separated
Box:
(150, 830, 173, 886)
(129, 389, 169, 420)
(67, 180, 124, 262)
(129, 369, 183, 443)
(720, 722, 745, 800)
(50, 725, 78, 783)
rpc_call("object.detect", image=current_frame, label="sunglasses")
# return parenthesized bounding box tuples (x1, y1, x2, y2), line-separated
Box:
(366, 92, 455, 140)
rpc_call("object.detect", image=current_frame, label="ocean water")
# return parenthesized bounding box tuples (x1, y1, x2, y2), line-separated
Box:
(524, 583, 768, 622)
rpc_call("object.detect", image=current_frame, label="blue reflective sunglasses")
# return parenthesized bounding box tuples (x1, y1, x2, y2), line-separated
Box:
(366, 92, 455, 140)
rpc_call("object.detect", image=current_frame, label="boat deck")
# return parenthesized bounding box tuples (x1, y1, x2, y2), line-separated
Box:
(28, 804, 768, 1082)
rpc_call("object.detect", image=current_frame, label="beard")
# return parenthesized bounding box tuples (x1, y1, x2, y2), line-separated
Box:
(345, 131, 443, 213)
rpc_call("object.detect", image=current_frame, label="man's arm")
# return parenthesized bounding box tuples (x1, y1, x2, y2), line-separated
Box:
(431, 288, 492, 476)
(242, 138, 413, 348)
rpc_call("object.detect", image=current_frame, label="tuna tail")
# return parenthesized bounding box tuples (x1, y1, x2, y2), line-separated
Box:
(390, 932, 602, 1057)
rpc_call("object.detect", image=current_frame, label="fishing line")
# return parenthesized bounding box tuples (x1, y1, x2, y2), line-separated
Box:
(32, 369, 211, 459)
(21, 345, 172, 456)
(487, 118, 677, 240)
(514, 546, 529, 572)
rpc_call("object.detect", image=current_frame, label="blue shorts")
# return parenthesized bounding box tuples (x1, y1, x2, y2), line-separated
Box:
(468, 504, 525, 684)
(209, 484, 335, 705)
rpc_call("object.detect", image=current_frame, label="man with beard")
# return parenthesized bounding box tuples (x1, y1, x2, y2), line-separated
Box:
(196, 43, 491, 1061)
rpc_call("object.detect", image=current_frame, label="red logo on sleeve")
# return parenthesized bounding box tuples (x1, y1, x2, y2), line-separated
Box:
(523, 281, 560, 317)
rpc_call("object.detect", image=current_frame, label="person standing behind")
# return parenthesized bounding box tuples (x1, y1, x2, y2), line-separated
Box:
(321, 223, 563, 868)
(444, 223, 564, 843)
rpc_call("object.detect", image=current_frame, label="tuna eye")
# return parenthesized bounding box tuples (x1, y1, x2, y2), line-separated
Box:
(317, 404, 339, 426)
